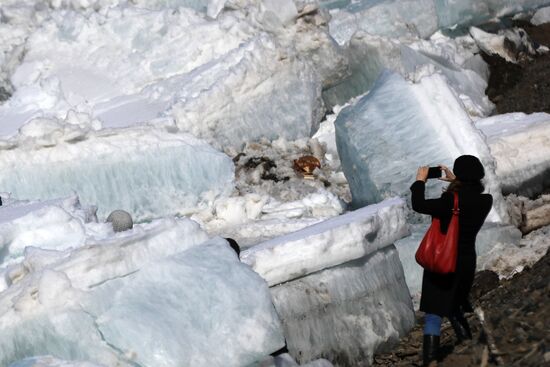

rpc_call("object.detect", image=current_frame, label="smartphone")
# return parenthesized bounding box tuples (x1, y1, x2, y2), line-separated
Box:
(427, 166, 442, 179)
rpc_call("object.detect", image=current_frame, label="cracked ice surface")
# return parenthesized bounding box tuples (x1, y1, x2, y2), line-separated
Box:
(240, 197, 409, 286)
(0, 196, 98, 272)
(328, 0, 550, 45)
(271, 245, 415, 365)
(323, 31, 493, 117)
(0, 219, 284, 367)
(0, 1, 345, 149)
(0, 124, 234, 221)
(334, 71, 508, 222)
(9, 356, 105, 367)
(476, 112, 550, 197)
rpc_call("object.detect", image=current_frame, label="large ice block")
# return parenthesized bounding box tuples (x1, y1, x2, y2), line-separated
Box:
(323, 33, 492, 116)
(476, 112, 550, 197)
(0, 220, 284, 366)
(9, 356, 104, 367)
(0, 126, 234, 221)
(0, 4, 339, 149)
(435, 0, 550, 30)
(532, 6, 550, 25)
(328, 0, 439, 44)
(270, 245, 415, 365)
(0, 196, 94, 269)
(240, 197, 409, 286)
(334, 70, 508, 222)
(328, 0, 550, 46)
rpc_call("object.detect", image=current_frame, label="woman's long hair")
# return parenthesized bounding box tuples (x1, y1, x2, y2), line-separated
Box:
(446, 179, 485, 194)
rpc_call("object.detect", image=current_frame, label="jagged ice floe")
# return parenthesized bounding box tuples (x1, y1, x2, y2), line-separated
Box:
(1, 0, 550, 365)
(0, 213, 284, 366)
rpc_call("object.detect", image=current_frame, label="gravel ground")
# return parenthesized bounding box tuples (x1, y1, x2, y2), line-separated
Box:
(373, 249, 550, 367)
(484, 22, 550, 114)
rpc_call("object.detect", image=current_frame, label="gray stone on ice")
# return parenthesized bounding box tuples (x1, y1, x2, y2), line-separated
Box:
(106, 210, 134, 232)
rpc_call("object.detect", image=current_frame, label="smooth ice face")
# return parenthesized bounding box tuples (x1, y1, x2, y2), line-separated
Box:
(255, 353, 335, 367)
(241, 197, 409, 286)
(476, 113, 550, 197)
(9, 356, 104, 367)
(0, 221, 284, 367)
(434, 0, 491, 30)
(271, 245, 415, 365)
(0, 196, 95, 270)
(0, 126, 234, 221)
(328, 0, 550, 45)
(323, 32, 492, 116)
(334, 71, 507, 222)
(328, 0, 439, 44)
(91, 240, 285, 367)
(532, 6, 550, 25)
(435, 0, 550, 29)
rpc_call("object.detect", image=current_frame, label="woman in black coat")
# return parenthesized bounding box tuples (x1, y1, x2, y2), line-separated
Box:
(410, 155, 493, 367)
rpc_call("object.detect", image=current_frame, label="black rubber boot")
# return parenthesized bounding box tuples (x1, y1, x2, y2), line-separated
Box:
(423, 335, 439, 366)
(449, 313, 472, 342)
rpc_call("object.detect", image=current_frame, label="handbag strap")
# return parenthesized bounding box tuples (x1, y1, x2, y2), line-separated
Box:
(452, 192, 459, 215)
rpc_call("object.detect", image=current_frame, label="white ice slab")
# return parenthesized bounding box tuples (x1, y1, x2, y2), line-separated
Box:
(271, 245, 415, 365)
(241, 197, 409, 286)
(436, 0, 550, 29)
(323, 32, 492, 116)
(532, 6, 550, 25)
(328, 0, 439, 44)
(476, 112, 550, 197)
(9, 356, 104, 367)
(0, 196, 94, 269)
(334, 70, 508, 222)
(0, 126, 234, 221)
(0, 220, 284, 367)
(0, 4, 335, 149)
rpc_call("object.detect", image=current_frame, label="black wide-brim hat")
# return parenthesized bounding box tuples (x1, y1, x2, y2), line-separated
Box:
(453, 155, 485, 182)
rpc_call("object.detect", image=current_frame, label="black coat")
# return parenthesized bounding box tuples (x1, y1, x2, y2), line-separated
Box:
(410, 180, 492, 317)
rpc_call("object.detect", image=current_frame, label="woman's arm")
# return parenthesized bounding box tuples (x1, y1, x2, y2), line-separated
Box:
(410, 180, 453, 217)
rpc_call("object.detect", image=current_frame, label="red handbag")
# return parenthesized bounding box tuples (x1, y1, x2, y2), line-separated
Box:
(415, 192, 459, 274)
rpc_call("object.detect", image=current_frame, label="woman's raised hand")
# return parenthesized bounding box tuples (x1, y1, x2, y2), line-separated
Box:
(438, 165, 456, 182)
(416, 166, 429, 182)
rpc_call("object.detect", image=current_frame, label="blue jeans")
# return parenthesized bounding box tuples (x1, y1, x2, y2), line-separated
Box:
(424, 313, 442, 336)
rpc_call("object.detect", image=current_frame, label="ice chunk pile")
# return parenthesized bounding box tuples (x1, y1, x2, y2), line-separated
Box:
(0, 125, 234, 221)
(323, 32, 492, 116)
(271, 245, 415, 365)
(532, 6, 550, 25)
(477, 224, 550, 279)
(0, 196, 96, 270)
(9, 356, 105, 367)
(334, 71, 508, 222)
(469, 27, 548, 64)
(240, 197, 409, 286)
(435, 0, 550, 30)
(242, 198, 413, 364)
(328, 0, 550, 44)
(476, 112, 550, 197)
(0, 219, 285, 367)
(328, 0, 439, 44)
(0, 2, 344, 149)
